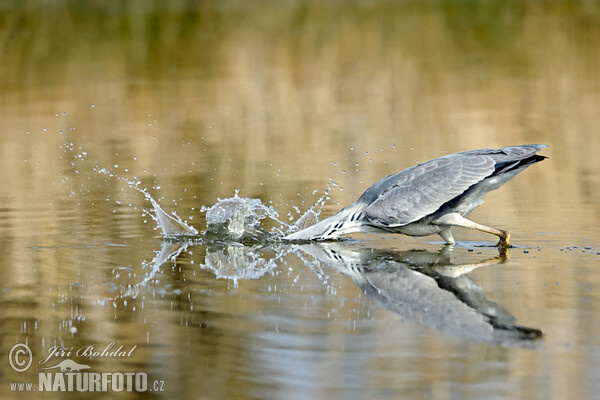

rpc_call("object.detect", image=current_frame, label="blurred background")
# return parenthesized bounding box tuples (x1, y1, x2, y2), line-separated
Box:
(1, 1, 600, 399)
(2, 0, 599, 206)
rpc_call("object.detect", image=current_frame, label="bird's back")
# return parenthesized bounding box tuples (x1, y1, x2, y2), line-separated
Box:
(361, 145, 547, 228)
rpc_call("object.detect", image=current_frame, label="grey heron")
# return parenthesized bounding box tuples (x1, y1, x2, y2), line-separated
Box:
(284, 144, 548, 246)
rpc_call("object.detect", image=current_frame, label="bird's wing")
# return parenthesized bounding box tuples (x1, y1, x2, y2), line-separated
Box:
(364, 153, 496, 227)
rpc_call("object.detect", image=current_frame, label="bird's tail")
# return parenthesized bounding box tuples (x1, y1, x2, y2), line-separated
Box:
(284, 204, 365, 241)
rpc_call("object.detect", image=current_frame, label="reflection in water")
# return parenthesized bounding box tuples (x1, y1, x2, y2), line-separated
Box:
(298, 243, 542, 347)
(120, 239, 285, 296)
(133, 238, 541, 347)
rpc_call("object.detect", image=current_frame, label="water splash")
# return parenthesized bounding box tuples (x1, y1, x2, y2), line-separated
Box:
(88, 160, 341, 286)
(89, 150, 339, 244)
(283, 178, 337, 236)
(147, 184, 337, 243)
(198, 181, 338, 242)
(203, 190, 282, 242)
(149, 196, 199, 237)
(94, 165, 199, 238)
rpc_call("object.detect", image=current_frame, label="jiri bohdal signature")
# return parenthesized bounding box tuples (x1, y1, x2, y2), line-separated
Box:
(39, 343, 137, 365)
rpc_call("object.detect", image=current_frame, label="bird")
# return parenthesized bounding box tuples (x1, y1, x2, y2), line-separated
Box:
(284, 144, 548, 246)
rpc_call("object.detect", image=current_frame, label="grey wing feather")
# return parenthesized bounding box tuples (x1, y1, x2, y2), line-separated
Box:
(363, 144, 547, 227)
(364, 154, 495, 227)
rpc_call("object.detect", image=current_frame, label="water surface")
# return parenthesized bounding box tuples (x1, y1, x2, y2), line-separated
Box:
(1, 2, 600, 399)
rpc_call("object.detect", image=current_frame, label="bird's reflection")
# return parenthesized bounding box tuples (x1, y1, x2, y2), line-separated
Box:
(296, 243, 542, 347)
(137, 240, 541, 347)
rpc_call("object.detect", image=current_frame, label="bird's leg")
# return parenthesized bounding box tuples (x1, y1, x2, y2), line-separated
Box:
(434, 212, 511, 247)
(497, 245, 510, 259)
(438, 228, 456, 245)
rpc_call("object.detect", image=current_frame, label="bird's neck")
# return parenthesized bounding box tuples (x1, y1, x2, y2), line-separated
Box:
(284, 203, 365, 240)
